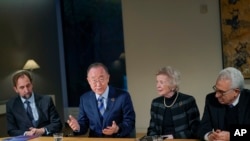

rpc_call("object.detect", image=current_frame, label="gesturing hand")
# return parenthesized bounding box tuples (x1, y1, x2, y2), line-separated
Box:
(67, 115, 80, 131)
(102, 121, 119, 135)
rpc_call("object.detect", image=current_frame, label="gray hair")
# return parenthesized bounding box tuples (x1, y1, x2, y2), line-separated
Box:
(217, 67, 244, 90)
(156, 66, 181, 91)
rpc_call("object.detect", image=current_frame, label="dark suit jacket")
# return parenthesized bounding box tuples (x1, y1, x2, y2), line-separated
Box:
(198, 89, 250, 139)
(76, 86, 136, 137)
(6, 94, 62, 136)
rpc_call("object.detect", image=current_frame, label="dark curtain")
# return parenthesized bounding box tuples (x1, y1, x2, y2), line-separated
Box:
(60, 0, 127, 106)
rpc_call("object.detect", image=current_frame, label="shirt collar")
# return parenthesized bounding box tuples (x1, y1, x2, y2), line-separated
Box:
(21, 93, 35, 103)
(95, 86, 109, 100)
(231, 93, 240, 106)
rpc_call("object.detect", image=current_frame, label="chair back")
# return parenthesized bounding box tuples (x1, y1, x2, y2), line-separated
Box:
(129, 128, 136, 138)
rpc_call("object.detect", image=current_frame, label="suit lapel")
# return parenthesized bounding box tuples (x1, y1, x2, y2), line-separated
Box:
(15, 97, 33, 126)
(103, 96, 115, 117)
(102, 87, 116, 125)
(89, 93, 103, 127)
(238, 93, 247, 124)
(34, 95, 42, 127)
(217, 106, 226, 129)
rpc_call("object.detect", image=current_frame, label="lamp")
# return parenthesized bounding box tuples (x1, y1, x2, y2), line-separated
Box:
(23, 59, 40, 71)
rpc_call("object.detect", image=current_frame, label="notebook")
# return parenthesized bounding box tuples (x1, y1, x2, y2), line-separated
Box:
(2, 135, 38, 141)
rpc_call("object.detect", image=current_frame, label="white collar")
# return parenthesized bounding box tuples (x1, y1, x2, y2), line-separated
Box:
(21, 93, 35, 103)
(231, 93, 240, 106)
(95, 86, 109, 100)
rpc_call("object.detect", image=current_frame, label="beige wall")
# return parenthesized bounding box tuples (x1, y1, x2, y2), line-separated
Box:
(2, 0, 250, 137)
(122, 0, 250, 133)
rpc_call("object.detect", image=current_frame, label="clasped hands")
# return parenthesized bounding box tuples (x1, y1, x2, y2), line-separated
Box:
(208, 129, 230, 141)
(25, 127, 45, 136)
(67, 115, 119, 135)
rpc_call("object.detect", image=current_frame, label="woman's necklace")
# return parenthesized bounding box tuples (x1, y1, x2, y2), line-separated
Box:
(164, 92, 179, 108)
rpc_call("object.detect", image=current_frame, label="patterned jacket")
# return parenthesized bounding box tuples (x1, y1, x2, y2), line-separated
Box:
(147, 92, 200, 139)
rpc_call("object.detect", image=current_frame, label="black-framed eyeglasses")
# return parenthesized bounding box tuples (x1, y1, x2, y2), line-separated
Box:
(212, 85, 234, 96)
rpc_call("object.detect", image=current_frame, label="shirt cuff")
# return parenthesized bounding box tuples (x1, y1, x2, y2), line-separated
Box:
(204, 131, 213, 141)
(44, 127, 50, 135)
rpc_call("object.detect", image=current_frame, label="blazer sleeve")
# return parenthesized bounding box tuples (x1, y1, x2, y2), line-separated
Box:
(115, 92, 136, 137)
(198, 94, 216, 140)
(6, 98, 27, 136)
(37, 95, 62, 135)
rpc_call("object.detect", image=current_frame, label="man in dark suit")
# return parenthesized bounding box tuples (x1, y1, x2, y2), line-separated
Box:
(6, 70, 62, 136)
(67, 62, 135, 137)
(198, 67, 250, 141)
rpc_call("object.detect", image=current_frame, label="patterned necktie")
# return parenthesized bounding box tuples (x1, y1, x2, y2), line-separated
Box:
(25, 100, 34, 121)
(98, 96, 105, 116)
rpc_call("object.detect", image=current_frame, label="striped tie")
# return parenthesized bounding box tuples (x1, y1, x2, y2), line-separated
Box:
(25, 100, 34, 121)
(98, 96, 105, 116)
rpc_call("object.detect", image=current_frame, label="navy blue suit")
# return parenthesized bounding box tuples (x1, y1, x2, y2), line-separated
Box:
(6, 94, 62, 136)
(76, 86, 135, 137)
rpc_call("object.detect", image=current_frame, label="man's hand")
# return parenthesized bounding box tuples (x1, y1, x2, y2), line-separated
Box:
(28, 127, 45, 136)
(162, 134, 174, 139)
(208, 129, 230, 141)
(102, 121, 119, 135)
(25, 130, 35, 136)
(67, 115, 80, 131)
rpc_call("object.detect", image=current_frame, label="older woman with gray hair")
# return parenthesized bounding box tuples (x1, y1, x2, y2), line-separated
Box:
(147, 66, 200, 139)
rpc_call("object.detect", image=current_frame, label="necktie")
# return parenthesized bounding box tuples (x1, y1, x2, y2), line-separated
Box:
(229, 104, 234, 108)
(98, 96, 105, 116)
(25, 100, 34, 121)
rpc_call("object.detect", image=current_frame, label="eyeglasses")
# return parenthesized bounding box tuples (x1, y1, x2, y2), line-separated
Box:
(89, 77, 106, 84)
(212, 85, 234, 96)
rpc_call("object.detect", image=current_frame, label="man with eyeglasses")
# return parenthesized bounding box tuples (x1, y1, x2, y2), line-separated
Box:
(198, 67, 250, 141)
(67, 62, 135, 138)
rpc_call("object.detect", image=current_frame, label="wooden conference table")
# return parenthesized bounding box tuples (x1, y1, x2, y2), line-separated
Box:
(0, 136, 200, 141)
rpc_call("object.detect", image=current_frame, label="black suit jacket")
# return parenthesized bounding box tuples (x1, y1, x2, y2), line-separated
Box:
(198, 89, 250, 139)
(6, 94, 62, 136)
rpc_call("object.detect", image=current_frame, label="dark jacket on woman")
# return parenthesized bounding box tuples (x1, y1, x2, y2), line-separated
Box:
(147, 92, 200, 139)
